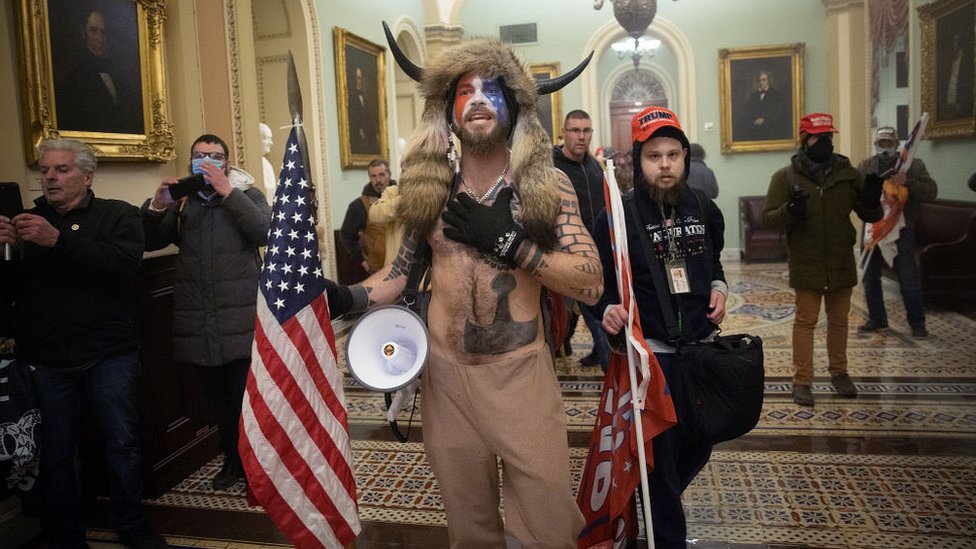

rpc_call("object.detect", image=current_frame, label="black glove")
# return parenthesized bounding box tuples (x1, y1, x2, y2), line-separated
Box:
(441, 187, 527, 267)
(786, 188, 809, 218)
(860, 173, 884, 209)
(325, 278, 353, 319)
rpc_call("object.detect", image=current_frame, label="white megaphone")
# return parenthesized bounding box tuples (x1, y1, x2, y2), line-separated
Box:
(345, 305, 429, 392)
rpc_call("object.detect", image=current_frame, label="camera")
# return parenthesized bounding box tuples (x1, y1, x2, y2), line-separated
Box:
(168, 173, 207, 200)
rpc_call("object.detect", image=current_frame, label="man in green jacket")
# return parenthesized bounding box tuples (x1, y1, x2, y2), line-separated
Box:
(763, 113, 883, 407)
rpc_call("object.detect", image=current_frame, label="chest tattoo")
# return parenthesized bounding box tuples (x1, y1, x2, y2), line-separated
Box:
(462, 272, 538, 354)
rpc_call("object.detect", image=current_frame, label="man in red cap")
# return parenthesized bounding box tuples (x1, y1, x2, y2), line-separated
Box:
(590, 106, 728, 549)
(763, 113, 883, 407)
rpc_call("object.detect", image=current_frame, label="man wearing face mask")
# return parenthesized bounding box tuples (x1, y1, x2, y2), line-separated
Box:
(856, 126, 937, 338)
(141, 134, 271, 490)
(763, 113, 883, 407)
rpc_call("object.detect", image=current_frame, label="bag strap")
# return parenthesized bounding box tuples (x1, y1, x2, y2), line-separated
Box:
(401, 239, 431, 312)
(624, 193, 682, 342)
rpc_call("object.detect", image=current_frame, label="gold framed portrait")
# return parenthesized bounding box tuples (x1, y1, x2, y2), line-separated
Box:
(920, 0, 975, 138)
(334, 27, 389, 169)
(719, 43, 804, 154)
(14, 0, 175, 163)
(530, 63, 563, 145)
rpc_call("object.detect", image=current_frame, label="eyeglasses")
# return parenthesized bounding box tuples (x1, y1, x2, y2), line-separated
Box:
(191, 151, 227, 161)
(564, 128, 593, 135)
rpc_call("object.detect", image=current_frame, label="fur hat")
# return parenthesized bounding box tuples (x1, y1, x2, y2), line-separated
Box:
(394, 38, 564, 251)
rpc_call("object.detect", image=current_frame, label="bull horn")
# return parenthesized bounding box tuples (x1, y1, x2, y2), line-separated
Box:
(537, 51, 594, 95)
(383, 21, 423, 83)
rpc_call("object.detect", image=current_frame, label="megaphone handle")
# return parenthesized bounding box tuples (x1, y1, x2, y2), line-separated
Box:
(384, 387, 420, 443)
(384, 392, 410, 443)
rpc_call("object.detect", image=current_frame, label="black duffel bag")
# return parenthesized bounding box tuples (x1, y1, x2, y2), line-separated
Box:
(678, 333, 765, 444)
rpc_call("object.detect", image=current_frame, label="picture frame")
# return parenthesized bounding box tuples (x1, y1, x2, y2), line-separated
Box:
(334, 27, 389, 169)
(14, 0, 175, 163)
(719, 43, 804, 154)
(531, 63, 563, 145)
(919, 0, 975, 139)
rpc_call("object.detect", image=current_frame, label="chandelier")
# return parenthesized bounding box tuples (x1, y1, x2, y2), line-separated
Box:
(611, 36, 661, 69)
(594, 0, 670, 70)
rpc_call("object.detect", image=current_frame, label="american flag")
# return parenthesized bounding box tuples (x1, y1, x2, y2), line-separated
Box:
(239, 126, 361, 548)
(576, 165, 676, 548)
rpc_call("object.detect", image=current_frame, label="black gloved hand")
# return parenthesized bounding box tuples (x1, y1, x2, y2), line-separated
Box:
(441, 187, 527, 267)
(860, 173, 884, 209)
(786, 188, 809, 218)
(325, 278, 353, 319)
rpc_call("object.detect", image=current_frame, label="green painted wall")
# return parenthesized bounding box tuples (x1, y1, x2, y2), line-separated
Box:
(458, 0, 831, 249)
(312, 0, 426, 225)
(316, 0, 973, 246)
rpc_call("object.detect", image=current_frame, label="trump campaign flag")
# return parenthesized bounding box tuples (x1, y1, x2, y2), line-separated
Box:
(239, 54, 360, 549)
(862, 114, 928, 271)
(576, 163, 677, 548)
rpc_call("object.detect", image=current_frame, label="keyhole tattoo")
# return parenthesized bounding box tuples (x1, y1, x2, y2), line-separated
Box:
(463, 272, 538, 354)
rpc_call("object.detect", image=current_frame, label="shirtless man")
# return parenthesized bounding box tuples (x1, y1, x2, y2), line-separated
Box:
(326, 35, 600, 548)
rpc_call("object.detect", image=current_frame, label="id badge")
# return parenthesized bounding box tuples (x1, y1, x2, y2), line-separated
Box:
(665, 258, 691, 294)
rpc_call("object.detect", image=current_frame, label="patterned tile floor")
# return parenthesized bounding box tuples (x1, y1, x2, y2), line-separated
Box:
(6, 261, 976, 548)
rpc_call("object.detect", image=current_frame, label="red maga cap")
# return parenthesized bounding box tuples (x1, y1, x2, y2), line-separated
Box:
(799, 113, 838, 135)
(632, 106, 684, 144)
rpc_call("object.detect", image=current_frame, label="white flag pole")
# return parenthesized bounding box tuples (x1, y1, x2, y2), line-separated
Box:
(605, 160, 655, 547)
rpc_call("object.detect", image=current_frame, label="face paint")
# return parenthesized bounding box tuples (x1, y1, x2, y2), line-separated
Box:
(452, 73, 508, 130)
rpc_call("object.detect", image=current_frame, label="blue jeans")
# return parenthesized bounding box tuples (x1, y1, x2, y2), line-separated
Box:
(863, 227, 926, 330)
(568, 297, 610, 370)
(32, 350, 145, 548)
(648, 352, 712, 549)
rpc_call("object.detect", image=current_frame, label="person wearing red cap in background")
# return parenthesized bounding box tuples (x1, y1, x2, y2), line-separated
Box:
(763, 113, 884, 407)
(590, 106, 728, 549)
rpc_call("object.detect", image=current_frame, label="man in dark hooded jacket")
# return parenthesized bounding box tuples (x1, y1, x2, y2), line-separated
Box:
(339, 158, 394, 275)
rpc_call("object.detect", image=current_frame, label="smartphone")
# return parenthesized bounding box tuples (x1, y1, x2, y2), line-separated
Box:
(168, 174, 207, 201)
(1, 182, 23, 261)
(0, 182, 24, 219)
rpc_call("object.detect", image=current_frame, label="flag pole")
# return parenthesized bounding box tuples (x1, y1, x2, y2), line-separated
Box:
(287, 52, 313, 192)
(625, 326, 656, 547)
(606, 160, 656, 547)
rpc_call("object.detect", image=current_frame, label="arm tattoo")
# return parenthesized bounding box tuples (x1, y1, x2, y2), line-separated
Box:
(520, 245, 548, 277)
(385, 230, 422, 281)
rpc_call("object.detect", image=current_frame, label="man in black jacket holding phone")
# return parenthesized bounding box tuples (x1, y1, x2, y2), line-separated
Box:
(1, 138, 166, 549)
(142, 134, 271, 491)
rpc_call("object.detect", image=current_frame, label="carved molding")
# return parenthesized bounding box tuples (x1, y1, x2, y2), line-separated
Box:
(822, 0, 864, 15)
(225, 0, 246, 169)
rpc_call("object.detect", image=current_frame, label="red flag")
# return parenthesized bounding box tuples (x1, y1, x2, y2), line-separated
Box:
(576, 168, 677, 548)
(240, 126, 361, 548)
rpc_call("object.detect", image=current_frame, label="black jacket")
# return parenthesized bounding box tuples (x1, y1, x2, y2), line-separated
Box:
(553, 146, 604, 233)
(1, 192, 144, 368)
(142, 184, 271, 367)
(339, 181, 396, 263)
(591, 188, 726, 344)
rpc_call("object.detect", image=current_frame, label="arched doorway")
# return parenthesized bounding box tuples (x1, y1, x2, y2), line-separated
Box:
(608, 69, 669, 153)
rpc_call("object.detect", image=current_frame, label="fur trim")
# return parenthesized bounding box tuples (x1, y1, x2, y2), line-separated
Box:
(396, 38, 560, 250)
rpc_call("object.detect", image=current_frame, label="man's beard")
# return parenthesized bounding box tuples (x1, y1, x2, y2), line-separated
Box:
(458, 121, 509, 155)
(645, 176, 688, 208)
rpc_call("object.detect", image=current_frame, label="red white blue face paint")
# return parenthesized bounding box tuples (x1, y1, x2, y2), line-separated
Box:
(452, 73, 508, 130)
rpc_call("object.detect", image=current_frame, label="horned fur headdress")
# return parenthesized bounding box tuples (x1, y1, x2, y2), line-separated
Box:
(384, 22, 591, 251)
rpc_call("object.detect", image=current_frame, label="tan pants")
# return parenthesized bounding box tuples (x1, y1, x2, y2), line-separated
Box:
(792, 287, 852, 385)
(420, 342, 583, 549)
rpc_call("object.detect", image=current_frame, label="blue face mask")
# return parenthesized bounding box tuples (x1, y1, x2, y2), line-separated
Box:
(191, 157, 224, 176)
